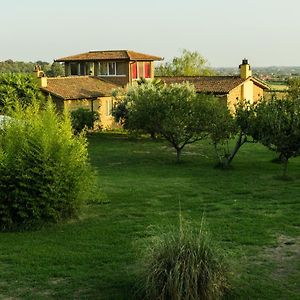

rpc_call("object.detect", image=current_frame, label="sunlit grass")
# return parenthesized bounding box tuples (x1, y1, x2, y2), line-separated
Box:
(0, 132, 299, 299)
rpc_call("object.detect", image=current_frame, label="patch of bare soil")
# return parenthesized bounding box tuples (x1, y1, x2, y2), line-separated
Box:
(48, 277, 68, 286)
(264, 235, 300, 279)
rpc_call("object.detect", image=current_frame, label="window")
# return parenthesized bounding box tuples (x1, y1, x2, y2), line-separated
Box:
(138, 62, 143, 78)
(98, 62, 125, 76)
(70, 63, 78, 75)
(108, 62, 116, 75)
(132, 62, 137, 79)
(100, 63, 108, 75)
(95, 62, 100, 76)
(144, 62, 151, 78)
(106, 99, 113, 116)
(80, 63, 85, 75)
(131, 62, 150, 79)
(116, 63, 125, 75)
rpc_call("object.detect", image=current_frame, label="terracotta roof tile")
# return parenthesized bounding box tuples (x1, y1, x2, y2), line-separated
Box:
(157, 76, 269, 93)
(41, 76, 120, 100)
(156, 76, 246, 94)
(55, 50, 162, 62)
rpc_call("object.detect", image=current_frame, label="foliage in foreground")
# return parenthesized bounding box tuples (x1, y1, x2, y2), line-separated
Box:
(71, 108, 99, 133)
(0, 134, 299, 299)
(138, 221, 229, 300)
(0, 73, 44, 113)
(0, 101, 93, 230)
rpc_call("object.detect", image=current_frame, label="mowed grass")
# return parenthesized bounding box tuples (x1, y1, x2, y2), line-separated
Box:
(0, 132, 300, 299)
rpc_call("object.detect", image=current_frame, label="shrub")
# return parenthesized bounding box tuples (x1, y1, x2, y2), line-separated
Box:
(0, 73, 44, 113)
(138, 222, 230, 300)
(71, 108, 99, 133)
(0, 101, 93, 230)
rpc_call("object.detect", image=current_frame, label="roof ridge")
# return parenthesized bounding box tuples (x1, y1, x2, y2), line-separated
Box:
(89, 50, 128, 53)
(55, 50, 162, 62)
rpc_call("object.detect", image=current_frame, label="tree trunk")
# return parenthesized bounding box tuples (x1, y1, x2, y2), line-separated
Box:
(282, 156, 289, 178)
(150, 132, 156, 140)
(213, 143, 223, 165)
(225, 132, 247, 166)
(176, 148, 182, 163)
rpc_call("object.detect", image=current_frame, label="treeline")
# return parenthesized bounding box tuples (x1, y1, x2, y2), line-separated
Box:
(0, 60, 64, 77)
(216, 66, 300, 79)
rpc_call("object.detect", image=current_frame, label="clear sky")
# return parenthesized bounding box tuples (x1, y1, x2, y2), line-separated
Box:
(1, 0, 299, 67)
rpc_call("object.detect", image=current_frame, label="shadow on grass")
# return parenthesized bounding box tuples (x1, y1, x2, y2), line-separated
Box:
(273, 175, 294, 182)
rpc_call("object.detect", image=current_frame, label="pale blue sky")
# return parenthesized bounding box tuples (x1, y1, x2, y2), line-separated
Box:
(1, 0, 299, 67)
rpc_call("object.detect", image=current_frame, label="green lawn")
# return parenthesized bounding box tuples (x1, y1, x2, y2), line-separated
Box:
(0, 133, 299, 299)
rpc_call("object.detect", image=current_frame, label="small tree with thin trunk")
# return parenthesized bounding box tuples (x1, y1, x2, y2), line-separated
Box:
(251, 97, 300, 178)
(157, 83, 214, 162)
(209, 100, 256, 168)
(116, 82, 215, 162)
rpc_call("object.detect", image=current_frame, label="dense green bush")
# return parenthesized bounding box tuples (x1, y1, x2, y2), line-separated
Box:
(0, 73, 44, 113)
(71, 108, 99, 133)
(138, 223, 229, 300)
(0, 101, 93, 230)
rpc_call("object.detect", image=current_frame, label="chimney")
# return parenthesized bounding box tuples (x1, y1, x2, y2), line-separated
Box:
(239, 58, 252, 79)
(33, 65, 47, 88)
(40, 77, 48, 88)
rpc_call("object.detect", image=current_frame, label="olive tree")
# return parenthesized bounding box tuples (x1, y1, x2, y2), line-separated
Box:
(209, 100, 256, 168)
(114, 82, 215, 162)
(157, 83, 215, 162)
(251, 97, 300, 178)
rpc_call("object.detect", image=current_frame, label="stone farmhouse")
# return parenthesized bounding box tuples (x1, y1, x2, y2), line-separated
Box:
(37, 50, 162, 128)
(157, 59, 269, 112)
(37, 50, 269, 129)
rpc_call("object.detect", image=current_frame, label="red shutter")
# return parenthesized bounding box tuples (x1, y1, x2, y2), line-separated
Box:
(144, 62, 151, 78)
(132, 62, 137, 79)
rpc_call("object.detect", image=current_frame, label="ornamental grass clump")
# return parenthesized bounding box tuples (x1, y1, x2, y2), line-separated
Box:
(0, 101, 93, 230)
(138, 222, 230, 300)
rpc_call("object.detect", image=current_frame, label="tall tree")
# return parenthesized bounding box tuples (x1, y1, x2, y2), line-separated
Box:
(155, 49, 216, 76)
(45, 62, 65, 77)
